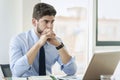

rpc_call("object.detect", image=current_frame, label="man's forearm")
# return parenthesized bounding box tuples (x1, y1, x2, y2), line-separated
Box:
(58, 47, 72, 64)
(26, 41, 42, 65)
(48, 37, 72, 64)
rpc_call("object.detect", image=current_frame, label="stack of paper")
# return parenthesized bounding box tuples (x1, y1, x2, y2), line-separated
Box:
(12, 77, 27, 80)
(2, 77, 27, 80)
(57, 75, 81, 80)
(29, 76, 52, 80)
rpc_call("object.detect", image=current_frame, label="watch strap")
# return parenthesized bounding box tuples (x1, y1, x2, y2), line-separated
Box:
(56, 42, 64, 50)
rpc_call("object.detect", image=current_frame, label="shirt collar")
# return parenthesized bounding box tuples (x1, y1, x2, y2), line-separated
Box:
(31, 28, 39, 43)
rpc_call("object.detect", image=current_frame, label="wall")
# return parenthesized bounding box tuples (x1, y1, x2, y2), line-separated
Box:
(0, 0, 23, 64)
(0, 0, 40, 64)
(23, 0, 40, 31)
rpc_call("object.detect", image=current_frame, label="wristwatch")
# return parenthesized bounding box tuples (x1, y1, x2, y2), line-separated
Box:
(56, 42, 64, 50)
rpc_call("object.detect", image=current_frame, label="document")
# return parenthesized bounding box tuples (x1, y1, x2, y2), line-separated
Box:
(12, 77, 27, 80)
(57, 75, 82, 80)
(2, 77, 27, 80)
(28, 76, 52, 80)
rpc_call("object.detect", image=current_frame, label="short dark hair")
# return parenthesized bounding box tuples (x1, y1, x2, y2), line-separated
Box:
(32, 3, 56, 21)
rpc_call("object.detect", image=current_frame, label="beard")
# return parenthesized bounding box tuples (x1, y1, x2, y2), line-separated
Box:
(37, 24, 43, 34)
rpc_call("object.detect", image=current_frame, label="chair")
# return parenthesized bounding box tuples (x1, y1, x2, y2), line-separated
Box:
(0, 64, 12, 77)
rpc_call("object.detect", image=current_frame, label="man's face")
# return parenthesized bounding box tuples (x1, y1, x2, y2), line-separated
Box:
(36, 15, 55, 34)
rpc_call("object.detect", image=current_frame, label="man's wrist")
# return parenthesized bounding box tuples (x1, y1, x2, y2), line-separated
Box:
(56, 42, 64, 50)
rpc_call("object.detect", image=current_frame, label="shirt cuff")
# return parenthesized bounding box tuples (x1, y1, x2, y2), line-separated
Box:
(61, 57, 75, 70)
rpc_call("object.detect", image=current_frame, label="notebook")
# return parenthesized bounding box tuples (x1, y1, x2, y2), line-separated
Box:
(82, 51, 120, 80)
(28, 76, 53, 80)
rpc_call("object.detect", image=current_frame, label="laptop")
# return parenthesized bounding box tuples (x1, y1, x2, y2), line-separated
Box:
(82, 51, 120, 80)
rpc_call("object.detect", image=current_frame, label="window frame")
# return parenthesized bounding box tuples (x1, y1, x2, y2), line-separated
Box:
(96, 0, 120, 46)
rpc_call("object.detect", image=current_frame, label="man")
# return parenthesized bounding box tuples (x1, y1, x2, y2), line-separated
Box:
(9, 3, 77, 77)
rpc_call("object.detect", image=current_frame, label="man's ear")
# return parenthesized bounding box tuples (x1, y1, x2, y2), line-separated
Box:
(32, 18, 37, 27)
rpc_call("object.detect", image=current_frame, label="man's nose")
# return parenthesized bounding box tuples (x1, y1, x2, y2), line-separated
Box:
(47, 23, 53, 29)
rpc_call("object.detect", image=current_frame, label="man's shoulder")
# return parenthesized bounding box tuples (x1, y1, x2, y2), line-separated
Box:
(9, 29, 33, 48)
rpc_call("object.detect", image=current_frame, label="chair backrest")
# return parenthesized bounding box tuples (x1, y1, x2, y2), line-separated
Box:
(0, 64, 12, 77)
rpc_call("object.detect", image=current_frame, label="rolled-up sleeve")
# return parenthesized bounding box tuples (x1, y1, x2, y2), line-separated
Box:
(9, 36, 30, 77)
(58, 56, 77, 75)
(12, 55, 30, 77)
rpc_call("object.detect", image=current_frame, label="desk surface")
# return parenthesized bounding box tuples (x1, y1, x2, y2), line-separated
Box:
(3, 75, 83, 80)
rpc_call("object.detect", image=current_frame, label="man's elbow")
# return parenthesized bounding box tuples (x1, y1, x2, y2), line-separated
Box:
(11, 66, 23, 77)
(11, 69, 22, 77)
(67, 68, 77, 75)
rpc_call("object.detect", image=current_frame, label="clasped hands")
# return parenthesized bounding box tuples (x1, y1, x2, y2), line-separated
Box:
(39, 29, 60, 47)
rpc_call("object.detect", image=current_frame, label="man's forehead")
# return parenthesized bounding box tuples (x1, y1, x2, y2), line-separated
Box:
(40, 15, 55, 20)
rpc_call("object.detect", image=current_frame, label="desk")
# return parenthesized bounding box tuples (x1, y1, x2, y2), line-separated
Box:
(56, 75, 83, 80)
(3, 75, 83, 80)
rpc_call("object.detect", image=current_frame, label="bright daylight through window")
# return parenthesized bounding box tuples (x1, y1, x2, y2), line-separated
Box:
(41, 0, 89, 75)
(97, 0, 120, 46)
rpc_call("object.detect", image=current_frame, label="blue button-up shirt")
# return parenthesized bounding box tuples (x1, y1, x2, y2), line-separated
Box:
(9, 29, 77, 77)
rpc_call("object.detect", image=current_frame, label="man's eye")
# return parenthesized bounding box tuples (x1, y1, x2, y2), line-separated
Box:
(45, 20, 48, 23)
(51, 20, 54, 24)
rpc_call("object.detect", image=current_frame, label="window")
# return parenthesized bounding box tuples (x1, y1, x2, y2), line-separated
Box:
(41, 0, 89, 75)
(97, 0, 120, 46)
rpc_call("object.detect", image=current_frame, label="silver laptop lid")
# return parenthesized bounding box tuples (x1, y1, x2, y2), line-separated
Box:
(83, 52, 120, 80)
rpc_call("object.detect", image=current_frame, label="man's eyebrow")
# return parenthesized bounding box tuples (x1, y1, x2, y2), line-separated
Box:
(44, 20, 49, 21)
(51, 20, 55, 22)
(44, 19, 55, 22)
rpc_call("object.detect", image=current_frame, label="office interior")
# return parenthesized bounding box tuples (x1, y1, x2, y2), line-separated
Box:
(0, 0, 120, 77)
